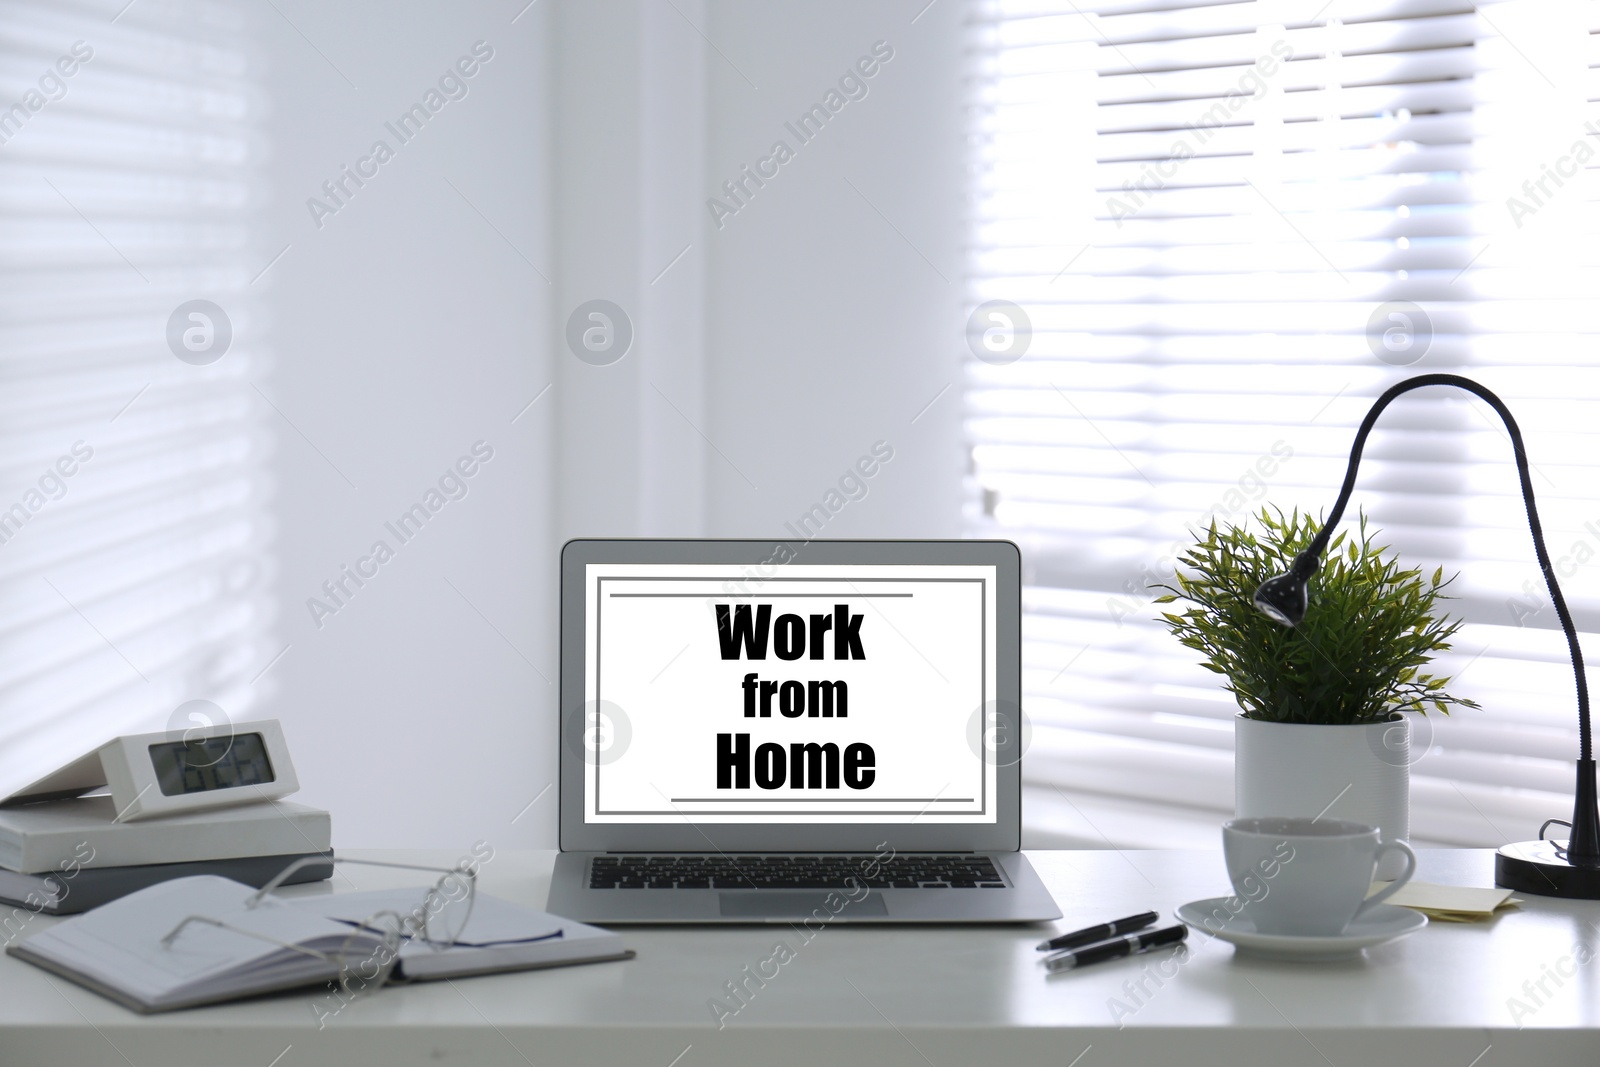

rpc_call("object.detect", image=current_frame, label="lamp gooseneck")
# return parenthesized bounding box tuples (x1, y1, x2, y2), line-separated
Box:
(1252, 373, 1599, 876)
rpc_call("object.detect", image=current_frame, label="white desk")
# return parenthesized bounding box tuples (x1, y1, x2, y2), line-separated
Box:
(1, 849, 1596, 1066)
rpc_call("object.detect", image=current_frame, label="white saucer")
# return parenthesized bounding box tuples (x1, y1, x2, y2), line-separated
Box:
(1175, 897, 1428, 961)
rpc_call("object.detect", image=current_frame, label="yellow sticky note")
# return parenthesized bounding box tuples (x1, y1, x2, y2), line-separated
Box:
(1367, 880, 1519, 920)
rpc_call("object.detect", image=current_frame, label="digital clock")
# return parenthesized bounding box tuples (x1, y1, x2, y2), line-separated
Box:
(149, 731, 276, 796)
(0, 719, 300, 821)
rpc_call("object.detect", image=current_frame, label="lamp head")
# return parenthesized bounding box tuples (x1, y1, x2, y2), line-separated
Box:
(1252, 550, 1319, 627)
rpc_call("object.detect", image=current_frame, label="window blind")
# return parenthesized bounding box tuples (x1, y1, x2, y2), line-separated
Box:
(0, 1, 274, 794)
(965, 0, 1600, 847)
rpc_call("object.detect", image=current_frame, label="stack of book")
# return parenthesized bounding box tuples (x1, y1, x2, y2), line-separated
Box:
(0, 796, 332, 916)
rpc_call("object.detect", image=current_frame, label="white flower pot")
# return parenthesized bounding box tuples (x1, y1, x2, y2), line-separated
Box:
(1234, 714, 1411, 880)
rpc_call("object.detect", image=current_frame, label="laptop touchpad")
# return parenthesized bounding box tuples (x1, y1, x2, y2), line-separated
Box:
(719, 892, 888, 918)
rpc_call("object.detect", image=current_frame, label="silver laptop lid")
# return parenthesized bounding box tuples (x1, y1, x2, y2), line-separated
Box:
(558, 539, 1023, 854)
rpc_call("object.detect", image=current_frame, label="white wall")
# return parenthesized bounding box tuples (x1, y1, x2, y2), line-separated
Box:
(552, 0, 710, 538)
(259, 0, 965, 849)
(260, 1, 556, 849)
(702, 1, 967, 540)
(0, 2, 281, 798)
(552, 0, 966, 544)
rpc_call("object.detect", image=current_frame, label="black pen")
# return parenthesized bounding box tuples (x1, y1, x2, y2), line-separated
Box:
(1037, 910, 1158, 952)
(1044, 924, 1187, 973)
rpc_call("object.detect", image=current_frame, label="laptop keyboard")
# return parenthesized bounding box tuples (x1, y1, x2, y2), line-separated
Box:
(588, 854, 1006, 890)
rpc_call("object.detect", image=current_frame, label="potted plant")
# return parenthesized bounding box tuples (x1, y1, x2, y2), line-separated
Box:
(1155, 508, 1478, 877)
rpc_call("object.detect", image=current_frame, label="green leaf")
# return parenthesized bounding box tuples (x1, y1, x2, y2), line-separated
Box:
(1153, 505, 1477, 726)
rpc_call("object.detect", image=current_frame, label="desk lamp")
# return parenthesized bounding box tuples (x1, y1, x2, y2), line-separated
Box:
(1251, 373, 1599, 899)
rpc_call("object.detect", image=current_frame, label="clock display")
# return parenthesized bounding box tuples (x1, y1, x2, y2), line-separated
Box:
(149, 732, 276, 796)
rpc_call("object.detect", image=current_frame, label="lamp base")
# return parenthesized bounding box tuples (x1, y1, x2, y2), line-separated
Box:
(1495, 840, 1600, 899)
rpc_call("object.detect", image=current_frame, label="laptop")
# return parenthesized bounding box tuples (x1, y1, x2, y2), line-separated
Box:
(546, 538, 1061, 923)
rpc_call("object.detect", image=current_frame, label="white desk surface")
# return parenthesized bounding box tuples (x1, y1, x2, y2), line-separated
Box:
(1, 848, 1596, 1066)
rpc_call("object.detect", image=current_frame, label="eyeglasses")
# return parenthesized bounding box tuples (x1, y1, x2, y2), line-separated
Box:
(247, 856, 478, 950)
(158, 855, 479, 998)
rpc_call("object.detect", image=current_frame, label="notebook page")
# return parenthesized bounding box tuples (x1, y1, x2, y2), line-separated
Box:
(19, 876, 369, 1005)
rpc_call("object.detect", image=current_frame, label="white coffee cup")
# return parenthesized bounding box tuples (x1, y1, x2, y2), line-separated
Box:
(1221, 816, 1417, 937)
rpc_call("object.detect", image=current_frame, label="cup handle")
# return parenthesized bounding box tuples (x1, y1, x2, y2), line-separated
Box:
(1355, 839, 1417, 918)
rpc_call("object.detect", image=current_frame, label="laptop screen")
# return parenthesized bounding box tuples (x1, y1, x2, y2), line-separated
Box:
(582, 562, 999, 825)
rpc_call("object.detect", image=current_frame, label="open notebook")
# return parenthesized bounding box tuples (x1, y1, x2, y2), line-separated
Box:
(7, 875, 632, 1013)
